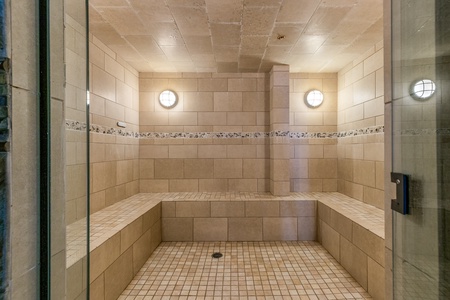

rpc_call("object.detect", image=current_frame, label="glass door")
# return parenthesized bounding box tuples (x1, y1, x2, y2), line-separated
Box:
(45, 0, 90, 298)
(391, 0, 449, 299)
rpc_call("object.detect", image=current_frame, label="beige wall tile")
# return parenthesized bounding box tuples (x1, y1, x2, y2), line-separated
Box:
(162, 218, 193, 241)
(211, 202, 245, 217)
(298, 217, 317, 241)
(214, 92, 243, 111)
(169, 145, 198, 158)
(368, 257, 385, 300)
(104, 248, 134, 300)
(155, 159, 183, 178)
(228, 218, 263, 241)
(184, 159, 214, 178)
(120, 217, 143, 253)
(176, 202, 210, 217)
(340, 237, 368, 290)
(198, 145, 227, 158)
(139, 179, 169, 193)
(246, 201, 279, 217)
(352, 223, 385, 267)
(184, 92, 214, 111)
(140, 145, 169, 159)
(243, 159, 269, 179)
(329, 210, 352, 241)
(228, 179, 258, 192)
(214, 159, 242, 178)
(263, 217, 297, 241)
(292, 179, 323, 192)
(353, 160, 376, 187)
(309, 159, 337, 179)
(198, 112, 227, 125)
(169, 179, 199, 192)
(295, 145, 324, 158)
(193, 218, 228, 241)
(139, 159, 154, 179)
(90, 233, 121, 283)
(199, 179, 228, 192)
(227, 112, 256, 125)
(132, 229, 152, 274)
(290, 159, 308, 179)
(90, 273, 104, 300)
(280, 200, 316, 217)
(320, 221, 340, 261)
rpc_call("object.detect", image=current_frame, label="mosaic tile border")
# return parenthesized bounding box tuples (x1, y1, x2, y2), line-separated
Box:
(393, 128, 450, 136)
(66, 120, 384, 139)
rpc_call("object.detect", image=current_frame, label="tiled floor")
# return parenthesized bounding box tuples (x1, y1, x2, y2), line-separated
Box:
(119, 241, 372, 300)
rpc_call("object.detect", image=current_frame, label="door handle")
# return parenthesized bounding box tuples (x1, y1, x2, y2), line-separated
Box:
(391, 172, 409, 215)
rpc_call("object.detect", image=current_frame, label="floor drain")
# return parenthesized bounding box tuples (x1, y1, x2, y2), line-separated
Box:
(211, 252, 223, 259)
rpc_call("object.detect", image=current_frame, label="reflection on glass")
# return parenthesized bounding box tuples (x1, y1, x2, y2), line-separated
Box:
(410, 79, 436, 100)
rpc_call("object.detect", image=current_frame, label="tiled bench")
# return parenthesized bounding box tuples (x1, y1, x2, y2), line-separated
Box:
(160, 192, 317, 242)
(67, 192, 384, 300)
(317, 192, 385, 300)
(66, 194, 162, 300)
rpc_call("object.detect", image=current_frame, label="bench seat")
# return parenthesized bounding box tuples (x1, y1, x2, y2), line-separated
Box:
(66, 191, 385, 300)
(317, 192, 385, 300)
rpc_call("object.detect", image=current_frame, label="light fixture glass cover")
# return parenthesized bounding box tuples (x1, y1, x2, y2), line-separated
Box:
(159, 90, 178, 108)
(410, 79, 436, 100)
(305, 89, 324, 108)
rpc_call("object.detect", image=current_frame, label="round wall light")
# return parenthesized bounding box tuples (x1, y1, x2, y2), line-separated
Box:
(410, 79, 436, 100)
(305, 89, 324, 108)
(159, 90, 178, 109)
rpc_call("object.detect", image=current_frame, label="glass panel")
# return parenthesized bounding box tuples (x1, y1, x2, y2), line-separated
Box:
(392, 0, 450, 298)
(58, 0, 90, 299)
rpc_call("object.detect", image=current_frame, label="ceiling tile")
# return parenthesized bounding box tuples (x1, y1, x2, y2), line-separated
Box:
(276, 0, 320, 23)
(211, 24, 241, 46)
(161, 45, 192, 61)
(217, 62, 239, 73)
(128, 0, 174, 23)
(108, 44, 142, 61)
(304, 6, 352, 35)
(291, 35, 328, 54)
(90, 0, 384, 73)
(242, 6, 280, 36)
(170, 6, 210, 36)
(96, 7, 148, 35)
(125, 36, 164, 56)
(205, 0, 243, 23)
(268, 25, 305, 46)
(90, 0, 129, 7)
(213, 46, 240, 62)
(147, 22, 185, 46)
(184, 36, 214, 54)
(90, 22, 127, 45)
(166, 0, 206, 7)
(244, 0, 282, 7)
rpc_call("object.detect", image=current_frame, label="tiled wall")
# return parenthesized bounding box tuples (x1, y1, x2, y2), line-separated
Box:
(139, 72, 271, 193)
(88, 37, 140, 215)
(9, 1, 40, 298)
(162, 199, 316, 242)
(289, 73, 338, 192)
(337, 42, 385, 209)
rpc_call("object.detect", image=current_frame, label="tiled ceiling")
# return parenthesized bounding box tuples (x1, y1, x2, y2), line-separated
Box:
(89, 0, 383, 73)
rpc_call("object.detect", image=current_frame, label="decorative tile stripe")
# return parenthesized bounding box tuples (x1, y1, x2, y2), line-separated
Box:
(65, 120, 384, 139)
(394, 128, 450, 136)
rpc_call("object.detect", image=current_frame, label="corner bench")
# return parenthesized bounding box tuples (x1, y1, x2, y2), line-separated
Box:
(317, 192, 385, 300)
(67, 192, 385, 300)
(66, 194, 162, 300)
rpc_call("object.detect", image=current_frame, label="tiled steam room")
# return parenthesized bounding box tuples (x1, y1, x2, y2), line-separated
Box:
(64, 33, 387, 300)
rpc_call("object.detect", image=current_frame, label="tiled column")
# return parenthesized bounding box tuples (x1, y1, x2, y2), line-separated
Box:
(270, 65, 290, 195)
